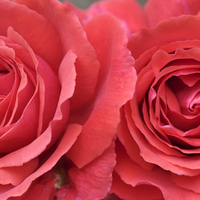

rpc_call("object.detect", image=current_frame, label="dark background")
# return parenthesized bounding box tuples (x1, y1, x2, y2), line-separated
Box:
(68, 0, 147, 9)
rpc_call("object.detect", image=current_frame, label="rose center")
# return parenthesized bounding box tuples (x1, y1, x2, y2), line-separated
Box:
(166, 75, 200, 116)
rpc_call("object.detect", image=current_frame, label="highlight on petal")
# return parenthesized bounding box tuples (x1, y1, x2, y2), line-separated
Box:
(67, 14, 136, 168)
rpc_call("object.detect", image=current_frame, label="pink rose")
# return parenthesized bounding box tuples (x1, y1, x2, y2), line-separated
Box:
(0, 0, 135, 199)
(110, 1, 200, 199)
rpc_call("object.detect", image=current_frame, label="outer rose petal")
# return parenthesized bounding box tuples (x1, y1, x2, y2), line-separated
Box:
(65, 0, 147, 35)
(128, 15, 200, 60)
(68, 142, 116, 200)
(14, 0, 100, 109)
(145, 0, 200, 28)
(67, 14, 136, 168)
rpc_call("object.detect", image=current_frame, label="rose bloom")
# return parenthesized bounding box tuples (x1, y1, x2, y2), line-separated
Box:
(102, 0, 200, 200)
(0, 0, 135, 199)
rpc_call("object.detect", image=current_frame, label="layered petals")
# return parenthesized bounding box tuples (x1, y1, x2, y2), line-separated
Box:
(14, 0, 101, 109)
(67, 14, 136, 168)
(0, 28, 79, 198)
(0, 1, 86, 198)
(114, 13, 200, 199)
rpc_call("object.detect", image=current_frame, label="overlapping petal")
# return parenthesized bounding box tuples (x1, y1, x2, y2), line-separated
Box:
(67, 14, 136, 168)
(14, 0, 100, 109)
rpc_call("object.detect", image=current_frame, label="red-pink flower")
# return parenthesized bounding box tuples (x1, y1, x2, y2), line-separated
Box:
(111, 0, 200, 199)
(0, 0, 135, 199)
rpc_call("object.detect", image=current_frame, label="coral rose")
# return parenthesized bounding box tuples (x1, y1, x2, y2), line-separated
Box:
(0, 0, 135, 199)
(111, 5, 200, 200)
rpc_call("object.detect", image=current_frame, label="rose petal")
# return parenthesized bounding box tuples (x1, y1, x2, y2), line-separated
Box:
(128, 15, 200, 60)
(117, 108, 154, 171)
(172, 173, 200, 194)
(67, 14, 136, 168)
(145, 0, 200, 28)
(0, 158, 38, 186)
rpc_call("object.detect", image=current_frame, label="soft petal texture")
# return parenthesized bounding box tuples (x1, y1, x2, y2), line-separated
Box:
(68, 142, 116, 199)
(65, 0, 147, 35)
(145, 0, 200, 28)
(67, 14, 136, 168)
(14, 0, 100, 109)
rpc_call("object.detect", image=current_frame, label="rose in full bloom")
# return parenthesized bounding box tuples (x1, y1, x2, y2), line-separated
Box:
(0, 0, 135, 199)
(108, 0, 200, 199)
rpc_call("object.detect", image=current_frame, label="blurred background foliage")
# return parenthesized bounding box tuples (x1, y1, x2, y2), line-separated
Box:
(67, 0, 147, 9)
